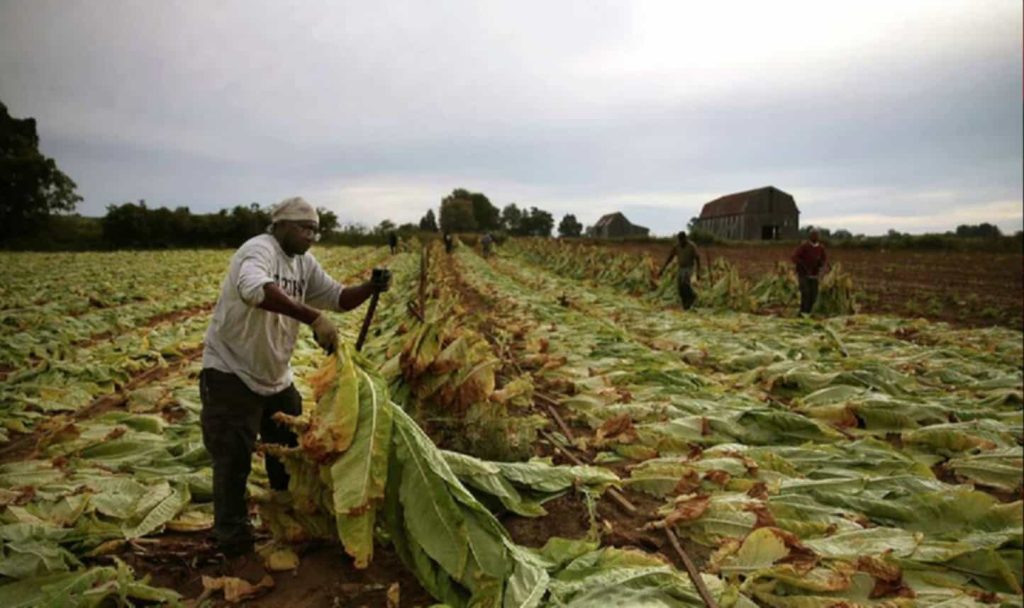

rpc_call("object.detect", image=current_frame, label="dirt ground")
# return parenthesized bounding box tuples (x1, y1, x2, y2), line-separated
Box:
(605, 241, 1023, 330)
(108, 534, 436, 607)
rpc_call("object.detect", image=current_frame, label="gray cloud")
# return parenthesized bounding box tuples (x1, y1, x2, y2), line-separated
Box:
(1, 0, 1020, 234)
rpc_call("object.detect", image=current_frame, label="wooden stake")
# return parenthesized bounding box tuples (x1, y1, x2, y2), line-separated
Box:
(661, 523, 718, 608)
(539, 430, 637, 515)
(406, 300, 424, 323)
(541, 403, 576, 442)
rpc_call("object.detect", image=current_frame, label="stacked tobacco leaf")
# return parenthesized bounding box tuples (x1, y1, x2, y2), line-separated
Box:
(262, 343, 716, 607)
(507, 239, 863, 316)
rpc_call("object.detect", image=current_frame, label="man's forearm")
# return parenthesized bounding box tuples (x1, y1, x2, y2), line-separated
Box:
(659, 253, 675, 276)
(338, 282, 376, 311)
(259, 283, 319, 324)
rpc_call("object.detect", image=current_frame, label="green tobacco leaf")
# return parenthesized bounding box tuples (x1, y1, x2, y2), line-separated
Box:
(86, 478, 149, 520)
(442, 451, 546, 517)
(330, 368, 393, 513)
(946, 449, 1023, 492)
(546, 546, 706, 607)
(308, 349, 360, 455)
(393, 407, 473, 582)
(0, 539, 81, 579)
(335, 508, 376, 569)
(491, 460, 619, 494)
(122, 484, 188, 539)
(723, 528, 790, 573)
(330, 366, 394, 567)
(0, 562, 182, 607)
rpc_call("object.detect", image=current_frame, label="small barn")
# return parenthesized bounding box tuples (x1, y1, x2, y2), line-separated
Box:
(588, 212, 650, 238)
(694, 186, 799, 240)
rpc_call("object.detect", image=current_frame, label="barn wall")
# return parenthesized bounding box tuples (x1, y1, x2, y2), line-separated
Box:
(695, 188, 801, 241)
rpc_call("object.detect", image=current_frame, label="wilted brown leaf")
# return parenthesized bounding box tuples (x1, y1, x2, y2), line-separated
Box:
(201, 574, 274, 603)
(743, 501, 777, 529)
(595, 413, 638, 445)
(664, 495, 711, 527)
(746, 481, 769, 499)
(704, 469, 731, 487)
(673, 469, 702, 495)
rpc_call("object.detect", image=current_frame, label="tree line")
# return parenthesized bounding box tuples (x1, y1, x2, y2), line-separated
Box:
(2, 100, 1017, 251)
(429, 188, 583, 238)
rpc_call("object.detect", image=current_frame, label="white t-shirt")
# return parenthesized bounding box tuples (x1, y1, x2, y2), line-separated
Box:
(202, 234, 344, 395)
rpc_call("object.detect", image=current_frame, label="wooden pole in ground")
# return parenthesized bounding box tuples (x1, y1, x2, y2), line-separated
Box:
(419, 242, 428, 316)
(539, 430, 637, 515)
(535, 393, 576, 442)
(660, 523, 718, 608)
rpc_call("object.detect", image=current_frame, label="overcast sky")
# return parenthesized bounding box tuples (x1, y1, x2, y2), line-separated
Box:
(1, 0, 1021, 235)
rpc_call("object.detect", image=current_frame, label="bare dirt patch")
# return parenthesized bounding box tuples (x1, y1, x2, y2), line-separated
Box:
(107, 533, 434, 607)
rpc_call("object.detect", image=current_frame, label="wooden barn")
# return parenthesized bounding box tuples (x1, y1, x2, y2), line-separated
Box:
(694, 186, 799, 240)
(588, 212, 650, 238)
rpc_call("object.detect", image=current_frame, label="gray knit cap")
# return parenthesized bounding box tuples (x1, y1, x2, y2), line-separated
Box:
(271, 197, 318, 225)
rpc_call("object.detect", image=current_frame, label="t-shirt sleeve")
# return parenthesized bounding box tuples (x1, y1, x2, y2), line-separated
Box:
(236, 243, 276, 306)
(304, 255, 345, 311)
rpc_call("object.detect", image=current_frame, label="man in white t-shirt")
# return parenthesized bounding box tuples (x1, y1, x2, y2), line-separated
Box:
(199, 196, 390, 556)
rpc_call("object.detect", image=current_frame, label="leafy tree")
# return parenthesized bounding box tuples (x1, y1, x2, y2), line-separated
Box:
(686, 216, 700, 232)
(317, 207, 339, 234)
(441, 188, 498, 231)
(375, 219, 396, 235)
(520, 207, 554, 237)
(341, 222, 368, 235)
(102, 201, 273, 248)
(801, 225, 832, 239)
(501, 204, 523, 234)
(955, 223, 1002, 238)
(102, 200, 153, 248)
(468, 191, 500, 230)
(832, 229, 853, 240)
(439, 197, 477, 232)
(419, 209, 438, 232)
(1, 101, 82, 241)
(230, 203, 269, 244)
(558, 213, 583, 237)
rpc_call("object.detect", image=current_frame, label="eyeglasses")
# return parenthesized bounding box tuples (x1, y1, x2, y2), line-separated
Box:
(287, 221, 322, 241)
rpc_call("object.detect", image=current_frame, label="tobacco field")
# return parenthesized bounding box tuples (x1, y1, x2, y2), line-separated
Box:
(0, 238, 1020, 607)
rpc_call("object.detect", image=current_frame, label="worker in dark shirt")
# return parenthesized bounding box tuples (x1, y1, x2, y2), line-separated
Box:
(791, 228, 829, 314)
(387, 231, 398, 254)
(657, 231, 702, 310)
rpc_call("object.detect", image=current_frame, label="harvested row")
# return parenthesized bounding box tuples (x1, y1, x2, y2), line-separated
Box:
(0, 246, 419, 606)
(0, 247, 392, 443)
(454, 245, 1023, 604)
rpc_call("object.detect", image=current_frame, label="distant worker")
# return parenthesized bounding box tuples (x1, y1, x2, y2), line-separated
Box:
(443, 231, 454, 254)
(200, 196, 391, 557)
(481, 232, 494, 258)
(657, 231, 702, 310)
(388, 231, 398, 254)
(791, 228, 829, 314)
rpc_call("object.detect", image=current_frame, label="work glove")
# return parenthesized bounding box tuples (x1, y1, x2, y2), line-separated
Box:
(310, 313, 339, 355)
(370, 268, 392, 293)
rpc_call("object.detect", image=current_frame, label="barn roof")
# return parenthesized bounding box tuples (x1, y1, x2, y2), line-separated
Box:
(700, 186, 790, 218)
(594, 211, 629, 228)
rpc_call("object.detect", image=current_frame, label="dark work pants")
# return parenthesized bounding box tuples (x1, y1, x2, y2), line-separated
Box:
(799, 275, 819, 314)
(199, 368, 301, 551)
(677, 268, 697, 310)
